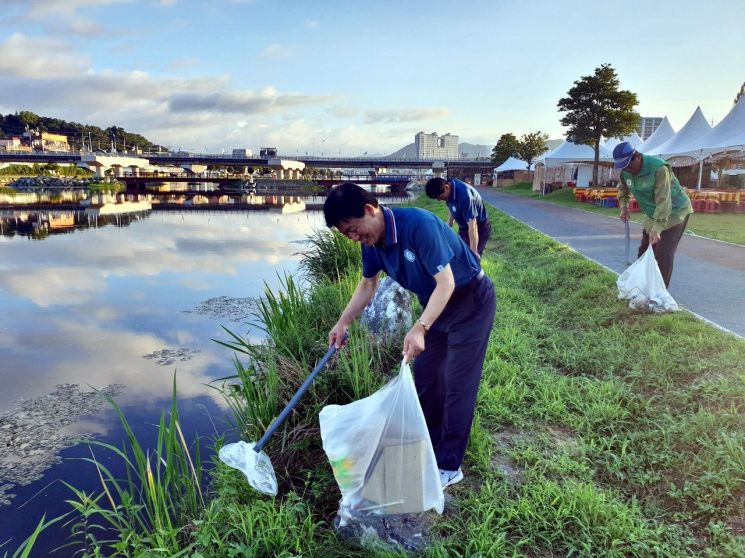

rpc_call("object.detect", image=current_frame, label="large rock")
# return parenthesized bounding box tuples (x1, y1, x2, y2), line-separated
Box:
(360, 277, 413, 340)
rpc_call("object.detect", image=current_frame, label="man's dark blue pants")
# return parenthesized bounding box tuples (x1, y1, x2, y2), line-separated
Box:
(413, 273, 496, 471)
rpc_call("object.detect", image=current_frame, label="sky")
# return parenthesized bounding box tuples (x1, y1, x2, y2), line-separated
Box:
(0, 0, 744, 156)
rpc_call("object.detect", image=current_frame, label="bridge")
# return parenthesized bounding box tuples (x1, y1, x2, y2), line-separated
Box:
(0, 151, 496, 169)
(0, 151, 497, 185)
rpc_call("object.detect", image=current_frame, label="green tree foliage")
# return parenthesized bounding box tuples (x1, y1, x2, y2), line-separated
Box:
(734, 82, 745, 105)
(0, 111, 166, 153)
(516, 131, 549, 169)
(557, 64, 638, 186)
(491, 133, 521, 164)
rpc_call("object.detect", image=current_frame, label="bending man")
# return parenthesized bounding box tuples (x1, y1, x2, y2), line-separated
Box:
(613, 141, 693, 287)
(425, 177, 491, 258)
(324, 182, 496, 489)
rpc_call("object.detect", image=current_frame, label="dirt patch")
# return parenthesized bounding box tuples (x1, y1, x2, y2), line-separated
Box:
(183, 296, 258, 323)
(491, 426, 529, 486)
(0, 383, 123, 507)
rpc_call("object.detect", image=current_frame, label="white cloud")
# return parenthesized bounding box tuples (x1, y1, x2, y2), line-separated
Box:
(0, 33, 90, 78)
(261, 43, 292, 59)
(304, 19, 319, 28)
(47, 16, 104, 37)
(5, 0, 132, 19)
(363, 107, 450, 124)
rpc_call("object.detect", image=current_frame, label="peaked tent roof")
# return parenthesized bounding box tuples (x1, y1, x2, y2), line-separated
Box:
(605, 131, 644, 151)
(638, 117, 675, 154)
(698, 96, 745, 152)
(649, 107, 712, 157)
(494, 156, 529, 172)
(540, 140, 612, 165)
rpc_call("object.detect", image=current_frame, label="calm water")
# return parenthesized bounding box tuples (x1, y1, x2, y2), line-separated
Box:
(0, 205, 327, 553)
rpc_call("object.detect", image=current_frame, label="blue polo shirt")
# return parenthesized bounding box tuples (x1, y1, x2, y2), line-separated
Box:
(362, 207, 481, 306)
(447, 178, 489, 231)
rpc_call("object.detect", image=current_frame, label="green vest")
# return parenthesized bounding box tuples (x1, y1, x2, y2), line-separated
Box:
(621, 155, 690, 217)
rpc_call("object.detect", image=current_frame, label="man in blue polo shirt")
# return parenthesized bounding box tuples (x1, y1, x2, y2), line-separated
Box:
(425, 177, 491, 258)
(324, 182, 496, 489)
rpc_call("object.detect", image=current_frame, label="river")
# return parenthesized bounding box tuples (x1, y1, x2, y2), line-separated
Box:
(0, 202, 343, 553)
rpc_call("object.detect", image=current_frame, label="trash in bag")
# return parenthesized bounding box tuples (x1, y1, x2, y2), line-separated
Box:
(617, 248, 678, 312)
(319, 360, 444, 526)
(218, 441, 278, 497)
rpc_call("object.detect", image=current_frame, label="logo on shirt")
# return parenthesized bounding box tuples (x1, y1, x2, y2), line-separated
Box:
(404, 249, 416, 262)
(626, 178, 632, 187)
(450, 205, 457, 213)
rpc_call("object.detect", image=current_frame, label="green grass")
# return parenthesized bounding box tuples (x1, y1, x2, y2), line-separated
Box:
(38, 198, 745, 556)
(499, 182, 745, 245)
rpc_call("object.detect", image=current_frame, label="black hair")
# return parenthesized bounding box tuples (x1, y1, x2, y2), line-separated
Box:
(323, 182, 379, 228)
(425, 177, 447, 199)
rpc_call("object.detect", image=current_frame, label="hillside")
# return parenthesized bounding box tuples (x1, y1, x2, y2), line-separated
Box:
(387, 141, 494, 160)
(0, 111, 166, 153)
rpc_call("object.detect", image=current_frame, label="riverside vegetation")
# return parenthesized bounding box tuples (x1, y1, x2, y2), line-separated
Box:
(6, 196, 745, 556)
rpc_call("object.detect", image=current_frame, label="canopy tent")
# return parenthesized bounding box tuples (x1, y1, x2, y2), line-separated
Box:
(532, 140, 614, 191)
(541, 140, 613, 164)
(692, 96, 745, 155)
(604, 131, 643, 152)
(493, 156, 530, 187)
(649, 106, 712, 158)
(494, 156, 529, 172)
(638, 117, 675, 154)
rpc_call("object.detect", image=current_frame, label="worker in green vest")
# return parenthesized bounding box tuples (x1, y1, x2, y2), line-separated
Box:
(613, 141, 693, 287)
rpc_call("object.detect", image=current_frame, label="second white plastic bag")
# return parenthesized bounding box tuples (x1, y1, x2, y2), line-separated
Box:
(617, 247, 678, 312)
(319, 360, 444, 524)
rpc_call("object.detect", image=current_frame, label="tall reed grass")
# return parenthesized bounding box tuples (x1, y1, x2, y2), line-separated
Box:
(57, 377, 204, 556)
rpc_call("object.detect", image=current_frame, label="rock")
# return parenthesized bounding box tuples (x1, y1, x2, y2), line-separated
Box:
(333, 511, 437, 554)
(360, 277, 413, 340)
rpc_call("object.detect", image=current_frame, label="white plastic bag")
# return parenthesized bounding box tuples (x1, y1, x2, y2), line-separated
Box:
(218, 441, 278, 497)
(319, 360, 444, 524)
(617, 248, 678, 312)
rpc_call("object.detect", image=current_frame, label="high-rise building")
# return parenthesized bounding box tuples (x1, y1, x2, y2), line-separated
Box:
(414, 132, 459, 160)
(636, 117, 663, 141)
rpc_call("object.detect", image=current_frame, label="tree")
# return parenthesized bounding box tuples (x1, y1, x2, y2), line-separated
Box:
(557, 64, 638, 186)
(491, 133, 521, 164)
(516, 131, 549, 170)
(735, 82, 745, 105)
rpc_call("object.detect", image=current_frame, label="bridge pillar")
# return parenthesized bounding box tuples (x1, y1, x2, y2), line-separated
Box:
(129, 165, 141, 177)
(111, 164, 124, 178)
(83, 161, 108, 178)
(431, 161, 446, 178)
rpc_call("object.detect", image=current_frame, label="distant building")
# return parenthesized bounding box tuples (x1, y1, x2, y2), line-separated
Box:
(0, 136, 31, 152)
(260, 147, 278, 158)
(636, 117, 663, 141)
(232, 148, 253, 157)
(23, 130, 71, 152)
(414, 132, 458, 160)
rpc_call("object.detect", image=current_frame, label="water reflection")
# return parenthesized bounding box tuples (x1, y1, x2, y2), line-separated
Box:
(0, 195, 410, 550)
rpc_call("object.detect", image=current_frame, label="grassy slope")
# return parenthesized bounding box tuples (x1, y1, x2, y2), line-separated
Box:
(500, 182, 745, 246)
(416, 196, 745, 557)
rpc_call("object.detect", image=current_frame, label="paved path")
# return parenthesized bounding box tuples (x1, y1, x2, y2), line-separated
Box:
(480, 190, 745, 338)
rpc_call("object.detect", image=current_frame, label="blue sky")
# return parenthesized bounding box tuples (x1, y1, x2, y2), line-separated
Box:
(1, 0, 743, 155)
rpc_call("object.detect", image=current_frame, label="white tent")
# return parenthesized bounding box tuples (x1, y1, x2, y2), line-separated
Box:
(638, 117, 675, 154)
(605, 131, 643, 152)
(532, 140, 613, 191)
(650, 107, 712, 157)
(695, 96, 745, 154)
(543, 140, 613, 164)
(494, 156, 529, 172)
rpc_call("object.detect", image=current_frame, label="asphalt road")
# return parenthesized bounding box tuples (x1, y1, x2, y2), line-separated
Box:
(480, 190, 745, 339)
